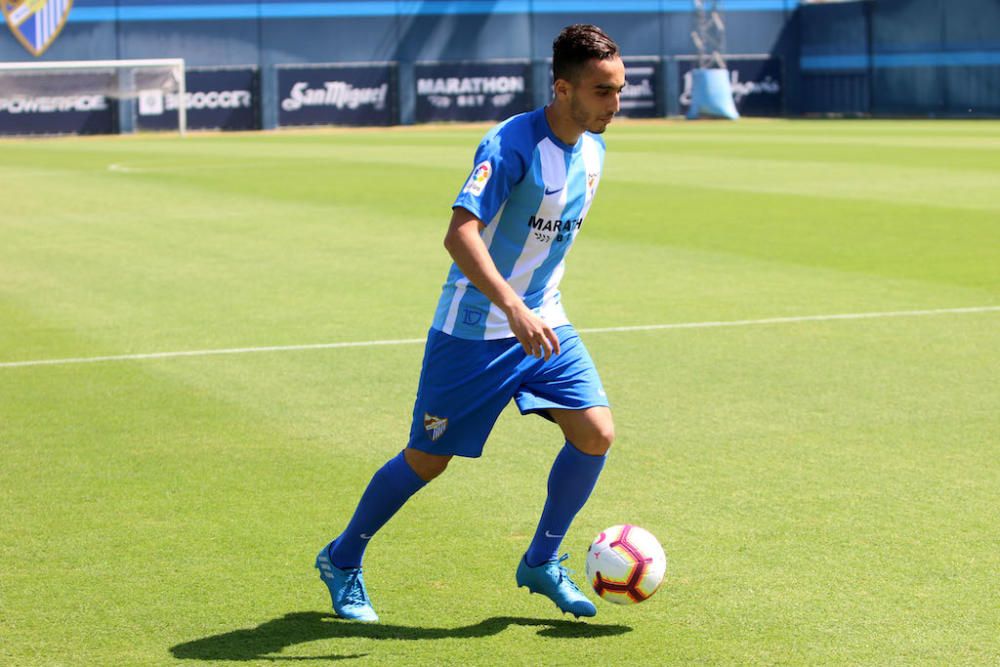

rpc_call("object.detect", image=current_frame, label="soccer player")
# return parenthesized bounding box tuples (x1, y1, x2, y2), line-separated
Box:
(316, 24, 626, 622)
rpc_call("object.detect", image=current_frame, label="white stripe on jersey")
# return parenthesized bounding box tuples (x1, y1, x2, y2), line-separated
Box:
(442, 201, 506, 333)
(527, 136, 602, 335)
(483, 138, 568, 337)
(580, 134, 603, 214)
(442, 279, 468, 334)
(537, 136, 601, 305)
(537, 259, 567, 317)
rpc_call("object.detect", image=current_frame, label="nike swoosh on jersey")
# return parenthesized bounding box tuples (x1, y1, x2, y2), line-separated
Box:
(544, 187, 563, 195)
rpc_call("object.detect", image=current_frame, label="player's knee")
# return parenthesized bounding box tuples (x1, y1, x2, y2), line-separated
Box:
(594, 422, 616, 454)
(573, 423, 615, 456)
(404, 448, 452, 482)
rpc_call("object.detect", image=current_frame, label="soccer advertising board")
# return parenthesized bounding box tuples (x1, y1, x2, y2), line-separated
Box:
(136, 68, 258, 131)
(277, 64, 397, 127)
(414, 61, 532, 123)
(678, 58, 783, 116)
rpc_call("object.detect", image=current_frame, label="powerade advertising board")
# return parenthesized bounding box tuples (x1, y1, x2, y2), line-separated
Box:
(277, 63, 397, 127)
(136, 68, 258, 131)
(0, 72, 115, 136)
(678, 58, 783, 117)
(415, 61, 531, 122)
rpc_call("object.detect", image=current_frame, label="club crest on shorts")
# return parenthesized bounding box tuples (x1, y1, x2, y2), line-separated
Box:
(423, 413, 448, 441)
(3, 0, 73, 57)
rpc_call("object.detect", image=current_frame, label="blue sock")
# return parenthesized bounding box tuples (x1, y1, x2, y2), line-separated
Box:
(327, 450, 427, 569)
(524, 441, 606, 568)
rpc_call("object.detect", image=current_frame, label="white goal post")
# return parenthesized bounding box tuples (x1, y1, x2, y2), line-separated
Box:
(0, 58, 187, 136)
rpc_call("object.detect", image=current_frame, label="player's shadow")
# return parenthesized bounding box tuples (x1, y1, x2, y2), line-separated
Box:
(170, 611, 632, 661)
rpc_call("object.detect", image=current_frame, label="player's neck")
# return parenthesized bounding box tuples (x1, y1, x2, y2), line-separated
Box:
(544, 104, 583, 147)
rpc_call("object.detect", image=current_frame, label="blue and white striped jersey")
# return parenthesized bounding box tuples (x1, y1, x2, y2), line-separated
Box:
(431, 107, 606, 340)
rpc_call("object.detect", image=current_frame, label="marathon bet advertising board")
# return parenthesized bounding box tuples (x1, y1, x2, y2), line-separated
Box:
(415, 61, 531, 122)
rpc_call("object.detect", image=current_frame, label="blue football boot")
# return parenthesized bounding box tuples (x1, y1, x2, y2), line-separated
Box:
(315, 543, 379, 622)
(516, 553, 597, 618)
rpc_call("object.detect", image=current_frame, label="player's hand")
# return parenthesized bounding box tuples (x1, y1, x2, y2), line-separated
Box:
(507, 303, 561, 360)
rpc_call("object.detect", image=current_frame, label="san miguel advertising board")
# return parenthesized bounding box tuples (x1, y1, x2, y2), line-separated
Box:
(136, 67, 258, 132)
(678, 57, 784, 116)
(415, 61, 531, 123)
(277, 63, 397, 127)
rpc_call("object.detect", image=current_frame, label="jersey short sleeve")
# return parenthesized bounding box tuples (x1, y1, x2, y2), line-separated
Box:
(452, 119, 530, 224)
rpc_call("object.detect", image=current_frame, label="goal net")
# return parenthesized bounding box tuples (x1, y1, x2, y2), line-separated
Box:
(0, 58, 186, 136)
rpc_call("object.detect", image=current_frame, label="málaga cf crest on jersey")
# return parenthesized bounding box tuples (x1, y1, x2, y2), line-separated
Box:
(2, 0, 73, 57)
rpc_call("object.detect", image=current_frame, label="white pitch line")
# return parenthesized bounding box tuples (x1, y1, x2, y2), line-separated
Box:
(0, 337, 427, 369)
(1, 305, 997, 370)
(108, 163, 243, 174)
(578, 305, 1000, 334)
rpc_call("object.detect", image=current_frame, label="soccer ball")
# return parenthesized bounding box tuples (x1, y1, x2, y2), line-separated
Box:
(585, 524, 667, 604)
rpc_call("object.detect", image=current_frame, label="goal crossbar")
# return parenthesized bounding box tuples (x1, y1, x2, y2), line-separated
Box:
(0, 58, 185, 71)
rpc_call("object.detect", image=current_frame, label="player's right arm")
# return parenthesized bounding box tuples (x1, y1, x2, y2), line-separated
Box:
(444, 206, 561, 360)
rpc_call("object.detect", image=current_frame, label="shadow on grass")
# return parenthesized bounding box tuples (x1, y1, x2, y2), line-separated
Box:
(170, 611, 632, 661)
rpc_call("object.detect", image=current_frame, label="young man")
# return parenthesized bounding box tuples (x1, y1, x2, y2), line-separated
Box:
(316, 24, 626, 622)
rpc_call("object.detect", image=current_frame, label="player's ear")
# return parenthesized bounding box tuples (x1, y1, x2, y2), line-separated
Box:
(553, 77, 572, 101)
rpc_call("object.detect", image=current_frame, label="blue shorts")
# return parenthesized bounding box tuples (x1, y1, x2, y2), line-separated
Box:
(406, 325, 609, 458)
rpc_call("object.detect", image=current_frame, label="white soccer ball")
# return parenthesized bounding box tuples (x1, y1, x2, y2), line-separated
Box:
(585, 524, 667, 605)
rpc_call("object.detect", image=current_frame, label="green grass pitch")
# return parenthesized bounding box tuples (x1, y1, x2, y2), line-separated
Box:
(1, 119, 998, 666)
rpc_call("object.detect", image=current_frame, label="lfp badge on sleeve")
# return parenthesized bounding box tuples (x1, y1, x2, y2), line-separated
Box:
(3, 0, 73, 57)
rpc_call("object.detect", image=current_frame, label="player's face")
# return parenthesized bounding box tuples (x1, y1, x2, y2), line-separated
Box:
(567, 57, 626, 134)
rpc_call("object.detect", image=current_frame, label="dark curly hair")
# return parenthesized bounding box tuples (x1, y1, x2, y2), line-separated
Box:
(552, 24, 620, 84)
